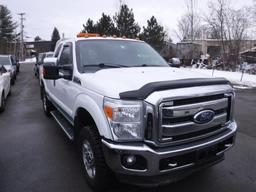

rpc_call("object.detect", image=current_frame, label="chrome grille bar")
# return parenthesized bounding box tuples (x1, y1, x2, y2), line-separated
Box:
(158, 93, 233, 144)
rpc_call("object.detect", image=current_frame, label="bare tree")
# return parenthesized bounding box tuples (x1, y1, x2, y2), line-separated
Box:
(176, 0, 202, 41)
(205, 0, 228, 54)
(206, 0, 250, 69)
(225, 7, 250, 68)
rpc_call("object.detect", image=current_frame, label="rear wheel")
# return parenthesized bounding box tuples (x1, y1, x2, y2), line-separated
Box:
(79, 125, 114, 190)
(0, 92, 6, 112)
(11, 78, 15, 85)
(42, 88, 53, 116)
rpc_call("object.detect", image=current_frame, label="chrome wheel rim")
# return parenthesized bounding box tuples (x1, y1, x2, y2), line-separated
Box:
(82, 140, 96, 179)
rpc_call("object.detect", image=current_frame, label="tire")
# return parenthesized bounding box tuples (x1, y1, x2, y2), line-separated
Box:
(79, 125, 114, 190)
(42, 88, 53, 116)
(0, 92, 5, 112)
(11, 78, 15, 85)
(8, 88, 12, 96)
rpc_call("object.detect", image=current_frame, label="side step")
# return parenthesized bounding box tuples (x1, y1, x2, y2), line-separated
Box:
(51, 110, 74, 140)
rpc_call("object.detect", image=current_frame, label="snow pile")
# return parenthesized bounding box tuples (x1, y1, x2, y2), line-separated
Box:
(182, 68, 256, 88)
(20, 57, 36, 64)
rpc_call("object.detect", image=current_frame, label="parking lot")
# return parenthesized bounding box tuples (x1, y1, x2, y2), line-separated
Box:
(0, 63, 256, 192)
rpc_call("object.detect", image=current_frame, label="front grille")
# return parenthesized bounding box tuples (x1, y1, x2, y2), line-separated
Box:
(158, 93, 233, 144)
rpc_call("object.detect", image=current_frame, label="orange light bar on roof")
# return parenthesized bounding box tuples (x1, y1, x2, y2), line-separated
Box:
(77, 33, 100, 38)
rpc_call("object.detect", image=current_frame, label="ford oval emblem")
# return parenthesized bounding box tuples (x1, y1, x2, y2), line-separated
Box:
(194, 110, 215, 124)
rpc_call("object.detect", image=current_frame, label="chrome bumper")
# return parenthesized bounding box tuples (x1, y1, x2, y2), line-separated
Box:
(101, 121, 237, 179)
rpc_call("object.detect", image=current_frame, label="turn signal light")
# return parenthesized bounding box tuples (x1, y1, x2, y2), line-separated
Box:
(104, 106, 113, 119)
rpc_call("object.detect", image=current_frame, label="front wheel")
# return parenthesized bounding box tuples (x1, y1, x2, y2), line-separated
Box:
(79, 125, 114, 190)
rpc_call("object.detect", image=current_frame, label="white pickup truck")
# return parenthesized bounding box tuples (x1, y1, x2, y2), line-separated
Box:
(0, 66, 11, 112)
(41, 34, 237, 190)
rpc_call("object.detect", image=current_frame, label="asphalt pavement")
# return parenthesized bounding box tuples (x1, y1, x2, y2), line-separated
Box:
(0, 63, 256, 192)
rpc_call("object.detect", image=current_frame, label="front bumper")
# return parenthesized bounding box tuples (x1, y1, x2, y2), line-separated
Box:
(102, 121, 237, 186)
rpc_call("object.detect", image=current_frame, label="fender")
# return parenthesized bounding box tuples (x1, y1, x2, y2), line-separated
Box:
(72, 94, 113, 140)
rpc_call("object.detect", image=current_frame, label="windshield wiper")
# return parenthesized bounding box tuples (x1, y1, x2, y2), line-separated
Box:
(135, 64, 166, 67)
(83, 63, 128, 68)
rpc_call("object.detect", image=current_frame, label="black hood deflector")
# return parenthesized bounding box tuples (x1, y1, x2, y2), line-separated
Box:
(119, 78, 231, 100)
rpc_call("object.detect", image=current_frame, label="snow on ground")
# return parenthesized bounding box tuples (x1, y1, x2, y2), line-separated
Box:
(182, 68, 256, 88)
(20, 57, 36, 64)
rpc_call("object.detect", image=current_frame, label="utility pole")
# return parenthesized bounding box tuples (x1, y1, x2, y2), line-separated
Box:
(18, 13, 25, 60)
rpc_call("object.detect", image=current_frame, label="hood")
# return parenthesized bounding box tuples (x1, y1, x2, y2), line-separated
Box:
(3, 65, 12, 71)
(81, 67, 210, 98)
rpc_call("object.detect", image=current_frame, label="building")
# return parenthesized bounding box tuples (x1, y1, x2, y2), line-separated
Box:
(240, 47, 256, 64)
(177, 39, 256, 60)
(25, 40, 52, 55)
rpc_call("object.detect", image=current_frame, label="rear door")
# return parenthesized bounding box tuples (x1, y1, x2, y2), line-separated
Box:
(44, 44, 63, 100)
(0, 67, 10, 98)
(54, 42, 74, 120)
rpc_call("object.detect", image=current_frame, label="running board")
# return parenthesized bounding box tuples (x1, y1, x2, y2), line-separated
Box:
(51, 110, 74, 140)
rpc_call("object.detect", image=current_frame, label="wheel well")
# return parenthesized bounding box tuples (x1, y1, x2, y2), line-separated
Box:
(74, 108, 97, 139)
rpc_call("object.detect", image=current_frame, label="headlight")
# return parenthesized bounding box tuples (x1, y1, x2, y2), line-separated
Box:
(103, 97, 144, 141)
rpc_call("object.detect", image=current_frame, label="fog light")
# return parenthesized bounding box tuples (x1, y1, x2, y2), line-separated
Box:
(121, 154, 147, 170)
(126, 155, 136, 165)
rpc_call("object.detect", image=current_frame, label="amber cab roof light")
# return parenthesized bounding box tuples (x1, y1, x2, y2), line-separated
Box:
(77, 33, 100, 38)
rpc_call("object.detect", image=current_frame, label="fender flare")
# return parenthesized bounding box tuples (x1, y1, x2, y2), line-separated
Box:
(72, 94, 113, 140)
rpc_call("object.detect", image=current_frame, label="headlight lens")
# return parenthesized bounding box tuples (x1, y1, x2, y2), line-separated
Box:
(103, 97, 144, 141)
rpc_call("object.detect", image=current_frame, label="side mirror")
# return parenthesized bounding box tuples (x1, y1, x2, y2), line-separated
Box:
(0, 65, 7, 74)
(43, 64, 59, 80)
(43, 64, 73, 80)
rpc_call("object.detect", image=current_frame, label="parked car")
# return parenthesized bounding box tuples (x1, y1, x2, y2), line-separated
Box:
(0, 65, 11, 112)
(0, 55, 17, 85)
(41, 33, 237, 190)
(34, 52, 54, 78)
(168, 57, 181, 68)
(12, 55, 20, 73)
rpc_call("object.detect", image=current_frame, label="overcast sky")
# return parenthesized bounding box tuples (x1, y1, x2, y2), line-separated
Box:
(1, 0, 254, 42)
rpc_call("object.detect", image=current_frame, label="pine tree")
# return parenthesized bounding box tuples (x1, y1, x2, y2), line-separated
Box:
(50, 27, 60, 51)
(113, 4, 140, 38)
(140, 16, 166, 51)
(96, 13, 116, 36)
(34, 36, 41, 41)
(82, 19, 97, 33)
(0, 5, 16, 53)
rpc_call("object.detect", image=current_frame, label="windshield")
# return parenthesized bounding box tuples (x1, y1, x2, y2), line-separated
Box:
(76, 40, 168, 71)
(0, 56, 11, 65)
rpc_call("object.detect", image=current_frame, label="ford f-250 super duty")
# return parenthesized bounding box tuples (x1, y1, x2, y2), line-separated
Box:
(41, 33, 237, 190)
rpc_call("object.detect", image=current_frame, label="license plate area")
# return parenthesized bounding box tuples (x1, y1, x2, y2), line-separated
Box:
(159, 136, 234, 172)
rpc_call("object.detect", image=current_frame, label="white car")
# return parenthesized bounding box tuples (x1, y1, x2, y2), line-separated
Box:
(0, 66, 11, 112)
(0, 55, 17, 85)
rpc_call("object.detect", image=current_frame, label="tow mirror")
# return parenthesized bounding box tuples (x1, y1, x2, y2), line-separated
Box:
(43, 64, 72, 80)
(43, 64, 59, 80)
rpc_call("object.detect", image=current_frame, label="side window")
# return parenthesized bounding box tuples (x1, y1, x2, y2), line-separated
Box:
(58, 44, 73, 65)
(54, 44, 62, 58)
